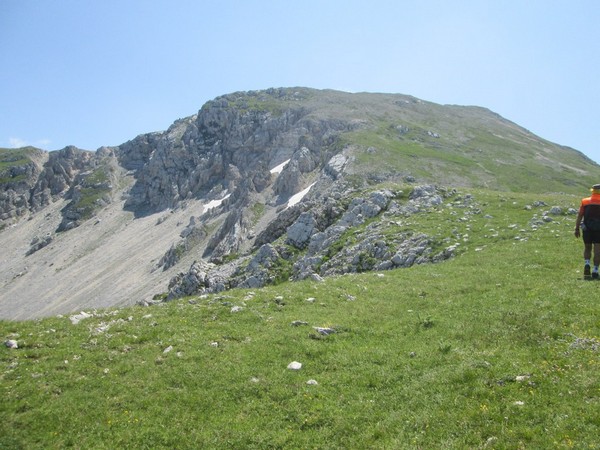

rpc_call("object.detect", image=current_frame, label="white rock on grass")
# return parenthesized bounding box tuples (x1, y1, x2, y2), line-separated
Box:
(5, 339, 18, 349)
(70, 311, 93, 325)
(287, 361, 302, 370)
(306, 379, 318, 385)
(314, 327, 336, 335)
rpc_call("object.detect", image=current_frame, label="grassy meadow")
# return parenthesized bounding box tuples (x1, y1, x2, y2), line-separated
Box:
(1, 188, 599, 449)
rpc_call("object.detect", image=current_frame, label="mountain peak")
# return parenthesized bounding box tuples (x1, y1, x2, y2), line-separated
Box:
(1, 88, 597, 319)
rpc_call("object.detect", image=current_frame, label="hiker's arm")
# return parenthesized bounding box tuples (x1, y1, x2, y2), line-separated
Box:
(575, 212, 584, 237)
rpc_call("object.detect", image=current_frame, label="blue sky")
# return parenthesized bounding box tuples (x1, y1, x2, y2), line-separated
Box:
(2, 1, 599, 163)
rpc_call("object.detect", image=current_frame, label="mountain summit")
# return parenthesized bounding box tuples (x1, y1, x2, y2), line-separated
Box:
(1, 88, 598, 319)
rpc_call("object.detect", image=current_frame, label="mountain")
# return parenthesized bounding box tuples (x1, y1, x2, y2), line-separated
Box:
(1, 87, 598, 320)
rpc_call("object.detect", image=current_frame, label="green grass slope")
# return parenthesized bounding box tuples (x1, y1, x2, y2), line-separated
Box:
(1, 187, 598, 449)
(335, 95, 600, 194)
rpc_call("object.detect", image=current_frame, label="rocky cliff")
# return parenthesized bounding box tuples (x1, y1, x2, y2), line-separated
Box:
(1, 87, 598, 319)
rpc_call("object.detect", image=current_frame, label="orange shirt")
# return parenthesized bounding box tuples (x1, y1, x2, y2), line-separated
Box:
(579, 193, 600, 215)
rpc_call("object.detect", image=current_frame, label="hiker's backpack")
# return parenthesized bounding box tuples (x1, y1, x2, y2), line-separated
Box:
(584, 203, 600, 231)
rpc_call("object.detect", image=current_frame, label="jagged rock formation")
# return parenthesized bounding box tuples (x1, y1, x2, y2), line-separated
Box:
(165, 184, 461, 298)
(0, 145, 121, 231)
(1, 87, 600, 319)
(0, 147, 48, 222)
(118, 89, 353, 217)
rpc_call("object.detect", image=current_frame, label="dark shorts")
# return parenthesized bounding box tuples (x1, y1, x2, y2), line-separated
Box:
(583, 229, 600, 244)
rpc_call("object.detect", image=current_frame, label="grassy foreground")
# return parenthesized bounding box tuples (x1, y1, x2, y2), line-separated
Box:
(1, 189, 599, 449)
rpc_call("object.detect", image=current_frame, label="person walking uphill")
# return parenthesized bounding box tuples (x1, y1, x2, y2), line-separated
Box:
(575, 184, 600, 279)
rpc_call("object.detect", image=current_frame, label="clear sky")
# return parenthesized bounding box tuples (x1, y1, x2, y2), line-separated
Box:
(2, 1, 599, 163)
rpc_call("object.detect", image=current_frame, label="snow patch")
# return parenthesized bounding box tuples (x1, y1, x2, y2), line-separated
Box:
(270, 159, 290, 174)
(287, 182, 316, 208)
(202, 193, 231, 214)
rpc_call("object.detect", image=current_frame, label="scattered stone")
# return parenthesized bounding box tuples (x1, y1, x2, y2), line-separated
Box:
(291, 321, 309, 327)
(231, 305, 243, 313)
(26, 233, 53, 256)
(306, 379, 319, 385)
(287, 361, 302, 370)
(163, 345, 173, 354)
(569, 335, 599, 351)
(210, 342, 219, 347)
(70, 311, 93, 325)
(94, 323, 111, 334)
(13, 268, 28, 279)
(485, 437, 498, 447)
(314, 327, 336, 335)
(5, 339, 18, 349)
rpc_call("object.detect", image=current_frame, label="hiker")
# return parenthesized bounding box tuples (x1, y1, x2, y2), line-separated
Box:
(575, 183, 600, 279)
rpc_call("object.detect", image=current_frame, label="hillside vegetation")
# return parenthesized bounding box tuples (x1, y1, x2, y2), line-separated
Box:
(2, 186, 598, 449)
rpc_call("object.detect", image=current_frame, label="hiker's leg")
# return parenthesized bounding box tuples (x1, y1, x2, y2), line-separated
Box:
(593, 243, 600, 267)
(584, 243, 592, 261)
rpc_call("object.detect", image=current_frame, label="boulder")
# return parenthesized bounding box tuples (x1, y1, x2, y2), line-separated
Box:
(286, 212, 317, 249)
